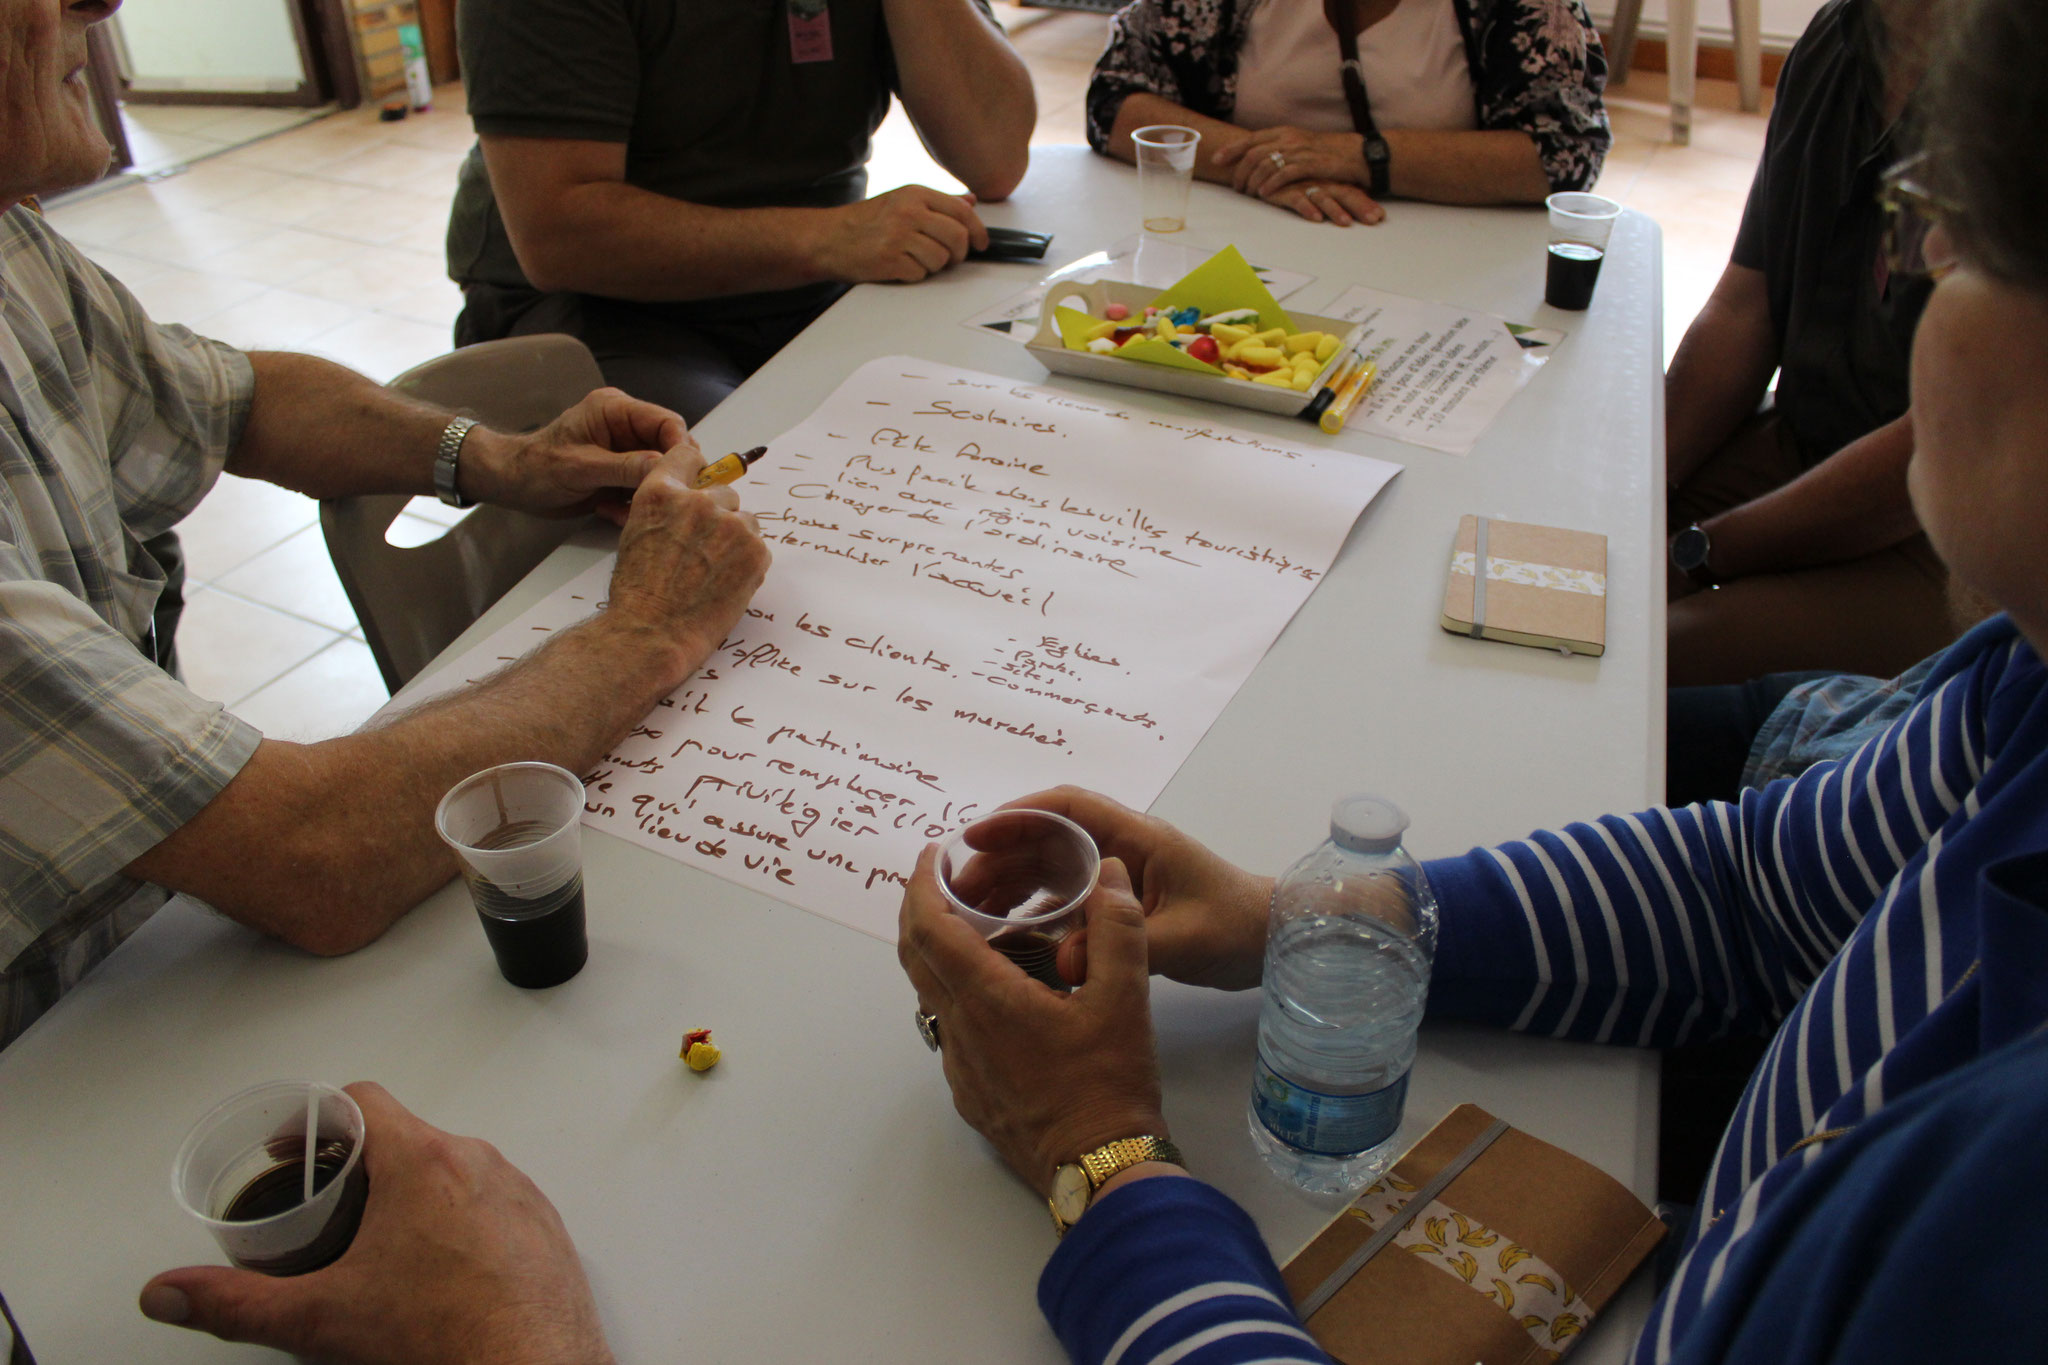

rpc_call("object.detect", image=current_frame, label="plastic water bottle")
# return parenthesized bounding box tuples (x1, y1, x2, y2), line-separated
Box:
(1248, 794, 1438, 1196)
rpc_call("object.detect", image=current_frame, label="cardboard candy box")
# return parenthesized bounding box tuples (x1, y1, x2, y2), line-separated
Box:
(1026, 245, 1357, 417)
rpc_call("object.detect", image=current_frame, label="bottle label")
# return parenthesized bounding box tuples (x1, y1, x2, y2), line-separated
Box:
(1251, 1053, 1408, 1157)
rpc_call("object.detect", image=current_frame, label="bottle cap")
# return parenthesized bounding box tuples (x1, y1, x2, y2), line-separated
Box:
(1330, 794, 1408, 853)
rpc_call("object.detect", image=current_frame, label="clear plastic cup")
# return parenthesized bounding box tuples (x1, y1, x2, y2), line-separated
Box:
(938, 809, 1101, 990)
(1544, 192, 1623, 310)
(435, 762, 589, 989)
(1133, 125, 1201, 233)
(172, 1081, 367, 1276)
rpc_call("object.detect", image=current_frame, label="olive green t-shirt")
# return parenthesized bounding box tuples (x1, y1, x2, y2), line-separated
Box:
(448, 0, 929, 320)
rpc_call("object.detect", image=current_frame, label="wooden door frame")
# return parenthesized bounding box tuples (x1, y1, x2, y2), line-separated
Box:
(114, 0, 358, 109)
(83, 26, 134, 174)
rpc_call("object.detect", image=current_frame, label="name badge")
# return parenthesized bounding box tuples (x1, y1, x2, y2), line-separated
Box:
(788, 0, 834, 64)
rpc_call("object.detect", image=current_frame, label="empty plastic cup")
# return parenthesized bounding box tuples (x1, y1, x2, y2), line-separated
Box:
(1133, 125, 1201, 233)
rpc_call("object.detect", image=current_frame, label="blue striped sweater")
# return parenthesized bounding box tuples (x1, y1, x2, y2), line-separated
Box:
(1042, 616, 2048, 1365)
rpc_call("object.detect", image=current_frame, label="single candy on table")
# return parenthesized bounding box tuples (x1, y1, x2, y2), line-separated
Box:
(681, 1028, 722, 1072)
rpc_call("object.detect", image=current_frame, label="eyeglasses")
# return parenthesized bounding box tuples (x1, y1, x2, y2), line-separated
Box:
(1879, 151, 1962, 282)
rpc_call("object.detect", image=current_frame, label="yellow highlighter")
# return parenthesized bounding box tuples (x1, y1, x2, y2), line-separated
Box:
(691, 445, 767, 489)
(1318, 361, 1378, 435)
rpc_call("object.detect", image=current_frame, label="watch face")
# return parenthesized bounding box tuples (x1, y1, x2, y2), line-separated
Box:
(1051, 1164, 1092, 1226)
(1672, 526, 1710, 573)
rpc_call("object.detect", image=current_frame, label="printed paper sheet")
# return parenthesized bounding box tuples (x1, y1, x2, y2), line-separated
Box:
(1325, 285, 1565, 455)
(417, 357, 1399, 942)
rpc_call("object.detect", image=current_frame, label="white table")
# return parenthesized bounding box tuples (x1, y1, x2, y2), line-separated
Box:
(0, 147, 1666, 1363)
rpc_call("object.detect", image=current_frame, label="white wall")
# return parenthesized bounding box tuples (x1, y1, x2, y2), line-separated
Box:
(113, 0, 306, 92)
(1585, 0, 1829, 53)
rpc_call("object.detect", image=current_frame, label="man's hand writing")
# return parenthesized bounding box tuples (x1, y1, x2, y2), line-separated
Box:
(604, 444, 772, 693)
(461, 387, 691, 524)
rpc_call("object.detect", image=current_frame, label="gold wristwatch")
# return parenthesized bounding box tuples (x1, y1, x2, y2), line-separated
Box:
(1047, 1135, 1184, 1236)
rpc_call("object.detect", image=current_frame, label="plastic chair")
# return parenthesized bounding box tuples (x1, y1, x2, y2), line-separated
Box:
(1608, 0, 1764, 145)
(320, 334, 608, 694)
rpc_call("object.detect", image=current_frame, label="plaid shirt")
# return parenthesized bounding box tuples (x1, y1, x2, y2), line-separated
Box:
(1, 205, 259, 1048)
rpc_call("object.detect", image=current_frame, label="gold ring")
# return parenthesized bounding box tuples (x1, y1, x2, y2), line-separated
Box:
(915, 1008, 941, 1051)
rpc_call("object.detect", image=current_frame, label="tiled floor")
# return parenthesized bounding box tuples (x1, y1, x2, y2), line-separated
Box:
(40, 10, 1769, 745)
(116, 102, 331, 177)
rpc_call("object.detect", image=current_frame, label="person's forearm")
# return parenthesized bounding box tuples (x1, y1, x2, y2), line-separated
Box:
(1107, 95, 1251, 184)
(886, 0, 1033, 200)
(483, 157, 848, 302)
(1380, 129, 1549, 204)
(1701, 412, 1921, 579)
(228, 353, 557, 506)
(126, 611, 697, 954)
(227, 352, 448, 498)
(1665, 262, 1780, 487)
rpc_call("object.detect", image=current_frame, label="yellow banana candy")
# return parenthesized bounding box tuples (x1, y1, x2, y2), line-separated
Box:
(1236, 345, 1287, 366)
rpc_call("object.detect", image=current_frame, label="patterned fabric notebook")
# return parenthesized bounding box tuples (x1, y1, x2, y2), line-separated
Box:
(1441, 516, 1607, 657)
(1281, 1104, 1662, 1365)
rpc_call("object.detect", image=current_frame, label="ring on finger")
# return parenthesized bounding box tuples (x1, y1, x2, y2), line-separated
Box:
(915, 1008, 942, 1052)
(1268, 150, 1286, 169)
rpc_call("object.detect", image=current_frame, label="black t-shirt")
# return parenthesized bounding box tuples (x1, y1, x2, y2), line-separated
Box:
(446, 0, 912, 318)
(1730, 0, 1929, 465)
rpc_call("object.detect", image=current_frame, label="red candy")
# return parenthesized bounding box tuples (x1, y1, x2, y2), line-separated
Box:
(1187, 335, 1221, 365)
(1104, 303, 1131, 321)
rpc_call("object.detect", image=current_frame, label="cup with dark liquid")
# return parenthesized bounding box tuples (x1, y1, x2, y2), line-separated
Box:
(435, 762, 590, 989)
(1543, 191, 1623, 311)
(172, 1081, 368, 1276)
(937, 810, 1101, 991)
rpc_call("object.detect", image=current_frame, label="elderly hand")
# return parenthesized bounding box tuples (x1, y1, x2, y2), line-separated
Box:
(604, 442, 772, 690)
(899, 847, 1168, 1197)
(139, 1082, 614, 1365)
(461, 387, 690, 524)
(1267, 178, 1382, 227)
(1000, 788, 1274, 992)
(1216, 128, 1386, 224)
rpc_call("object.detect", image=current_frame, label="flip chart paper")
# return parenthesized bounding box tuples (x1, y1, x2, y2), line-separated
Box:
(414, 357, 1400, 942)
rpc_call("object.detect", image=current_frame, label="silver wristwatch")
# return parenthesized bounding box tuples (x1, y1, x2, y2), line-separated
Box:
(433, 417, 479, 508)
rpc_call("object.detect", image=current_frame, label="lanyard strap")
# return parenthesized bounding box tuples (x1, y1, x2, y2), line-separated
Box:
(1329, 0, 1384, 142)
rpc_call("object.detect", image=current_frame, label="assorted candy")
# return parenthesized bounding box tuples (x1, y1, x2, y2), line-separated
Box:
(1073, 303, 1343, 391)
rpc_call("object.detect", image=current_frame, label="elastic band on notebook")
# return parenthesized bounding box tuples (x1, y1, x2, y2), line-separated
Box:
(1468, 517, 1489, 639)
(1296, 1117, 1510, 1320)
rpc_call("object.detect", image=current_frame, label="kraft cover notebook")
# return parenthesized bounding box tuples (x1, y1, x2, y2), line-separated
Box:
(1441, 516, 1607, 657)
(1281, 1104, 1663, 1365)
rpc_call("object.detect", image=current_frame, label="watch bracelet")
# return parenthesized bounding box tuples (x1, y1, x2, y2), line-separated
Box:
(435, 416, 479, 508)
(1078, 1135, 1184, 1188)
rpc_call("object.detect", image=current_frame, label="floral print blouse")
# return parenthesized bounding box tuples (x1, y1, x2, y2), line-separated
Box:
(1085, 0, 1611, 192)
